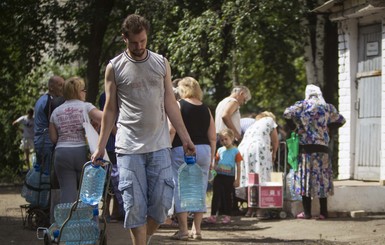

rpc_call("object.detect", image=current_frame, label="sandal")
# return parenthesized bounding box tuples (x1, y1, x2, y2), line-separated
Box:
(296, 212, 311, 219)
(317, 214, 326, 220)
(189, 233, 202, 240)
(161, 220, 179, 228)
(204, 215, 217, 224)
(170, 231, 189, 241)
(222, 215, 231, 224)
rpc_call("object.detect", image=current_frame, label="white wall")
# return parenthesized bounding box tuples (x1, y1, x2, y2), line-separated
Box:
(337, 19, 358, 180)
(381, 17, 385, 182)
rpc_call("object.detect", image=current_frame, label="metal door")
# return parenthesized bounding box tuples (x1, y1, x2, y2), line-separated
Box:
(354, 24, 382, 180)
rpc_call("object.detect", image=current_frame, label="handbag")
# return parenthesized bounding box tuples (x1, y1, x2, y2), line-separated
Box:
(83, 106, 110, 161)
(286, 131, 299, 171)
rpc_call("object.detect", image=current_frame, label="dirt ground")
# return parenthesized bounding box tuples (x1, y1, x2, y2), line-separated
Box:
(1, 184, 385, 245)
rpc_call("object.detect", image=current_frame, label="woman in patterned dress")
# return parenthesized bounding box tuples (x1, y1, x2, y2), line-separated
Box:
(283, 84, 346, 220)
(238, 111, 279, 217)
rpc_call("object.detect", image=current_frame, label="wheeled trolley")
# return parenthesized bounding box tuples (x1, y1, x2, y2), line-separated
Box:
(20, 155, 51, 230)
(242, 141, 288, 219)
(37, 160, 112, 245)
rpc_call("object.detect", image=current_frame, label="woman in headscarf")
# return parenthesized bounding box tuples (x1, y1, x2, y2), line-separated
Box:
(283, 84, 346, 220)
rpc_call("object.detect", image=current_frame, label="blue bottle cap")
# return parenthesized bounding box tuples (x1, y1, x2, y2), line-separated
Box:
(53, 229, 60, 238)
(184, 155, 196, 164)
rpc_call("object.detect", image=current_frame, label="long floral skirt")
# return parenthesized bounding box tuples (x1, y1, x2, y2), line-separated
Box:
(294, 152, 333, 198)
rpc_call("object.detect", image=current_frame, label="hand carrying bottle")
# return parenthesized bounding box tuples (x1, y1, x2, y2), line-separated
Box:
(178, 155, 205, 211)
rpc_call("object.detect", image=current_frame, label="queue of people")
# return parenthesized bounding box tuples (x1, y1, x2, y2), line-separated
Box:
(16, 13, 345, 245)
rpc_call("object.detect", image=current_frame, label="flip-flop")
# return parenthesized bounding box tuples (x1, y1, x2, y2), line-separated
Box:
(189, 233, 202, 240)
(296, 212, 311, 219)
(170, 231, 189, 240)
(317, 214, 326, 220)
(160, 220, 179, 228)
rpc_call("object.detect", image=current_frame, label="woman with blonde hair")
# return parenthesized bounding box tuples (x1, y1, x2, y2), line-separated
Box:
(238, 111, 279, 217)
(169, 76, 216, 240)
(49, 77, 103, 204)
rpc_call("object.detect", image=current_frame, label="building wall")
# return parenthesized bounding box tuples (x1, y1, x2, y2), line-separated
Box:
(337, 19, 358, 180)
(381, 16, 385, 181)
(337, 14, 385, 181)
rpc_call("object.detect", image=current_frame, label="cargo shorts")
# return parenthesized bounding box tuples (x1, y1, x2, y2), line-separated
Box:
(117, 148, 174, 228)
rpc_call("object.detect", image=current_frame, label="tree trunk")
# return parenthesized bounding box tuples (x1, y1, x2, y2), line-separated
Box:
(85, 0, 114, 104)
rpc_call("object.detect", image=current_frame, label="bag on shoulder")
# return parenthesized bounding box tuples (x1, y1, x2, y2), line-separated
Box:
(83, 106, 110, 161)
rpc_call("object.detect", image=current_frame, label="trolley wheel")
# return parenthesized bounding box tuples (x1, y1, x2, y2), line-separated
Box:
(279, 210, 287, 219)
(27, 208, 49, 230)
(269, 211, 278, 219)
(44, 233, 52, 245)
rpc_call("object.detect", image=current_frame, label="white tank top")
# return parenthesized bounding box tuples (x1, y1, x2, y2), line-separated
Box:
(215, 97, 241, 135)
(110, 50, 171, 154)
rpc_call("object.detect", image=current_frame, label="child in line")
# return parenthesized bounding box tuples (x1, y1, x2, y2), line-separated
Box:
(206, 128, 242, 224)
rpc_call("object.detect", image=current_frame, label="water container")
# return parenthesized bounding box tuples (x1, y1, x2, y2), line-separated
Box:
(21, 164, 39, 199)
(80, 163, 106, 205)
(47, 222, 60, 241)
(21, 164, 49, 207)
(59, 219, 99, 244)
(54, 202, 94, 225)
(208, 169, 217, 183)
(178, 155, 205, 211)
(32, 153, 37, 166)
(285, 169, 302, 201)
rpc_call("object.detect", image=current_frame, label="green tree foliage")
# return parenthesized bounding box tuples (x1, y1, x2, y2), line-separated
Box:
(166, 0, 308, 120)
(0, 0, 60, 172)
(1, 0, 331, 177)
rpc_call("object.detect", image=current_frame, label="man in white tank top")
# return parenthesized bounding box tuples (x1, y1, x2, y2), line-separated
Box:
(91, 14, 195, 245)
(215, 86, 251, 143)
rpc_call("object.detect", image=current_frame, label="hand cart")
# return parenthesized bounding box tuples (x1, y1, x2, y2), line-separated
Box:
(247, 141, 288, 219)
(36, 160, 112, 245)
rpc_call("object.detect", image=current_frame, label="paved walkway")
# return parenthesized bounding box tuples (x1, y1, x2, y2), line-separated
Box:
(1, 185, 385, 244)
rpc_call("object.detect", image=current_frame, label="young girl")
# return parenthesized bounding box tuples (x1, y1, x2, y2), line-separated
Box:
(206, 128, 242, 224)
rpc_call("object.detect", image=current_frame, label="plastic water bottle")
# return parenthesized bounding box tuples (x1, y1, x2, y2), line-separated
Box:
(32, 153, 37, 166)
(208, 169, 217, 183)
(21, 164, 39, 199)
(21, 164, 50, 208)
(59, 219, 99, 244)
(80, 163, 106, 205)
(54, 202, 94, 225)
(286, 169, 302, 201)
(178, 155, 205, 211)
(47, 222, 60, 241)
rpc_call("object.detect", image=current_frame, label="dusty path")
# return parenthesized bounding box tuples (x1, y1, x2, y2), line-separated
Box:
(1, 185, 385, 244)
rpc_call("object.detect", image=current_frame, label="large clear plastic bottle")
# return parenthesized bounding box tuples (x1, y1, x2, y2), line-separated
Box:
(286, 169, 302, 201)
(23, 164, 41, 205)
(178, 155, 205, 211)
(21, 164, 38, 199)
(21, 164, 50, 208)
(59, 219, 99, 244)
(54, 202, 94, 225)
(80, 164, 106, 205)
